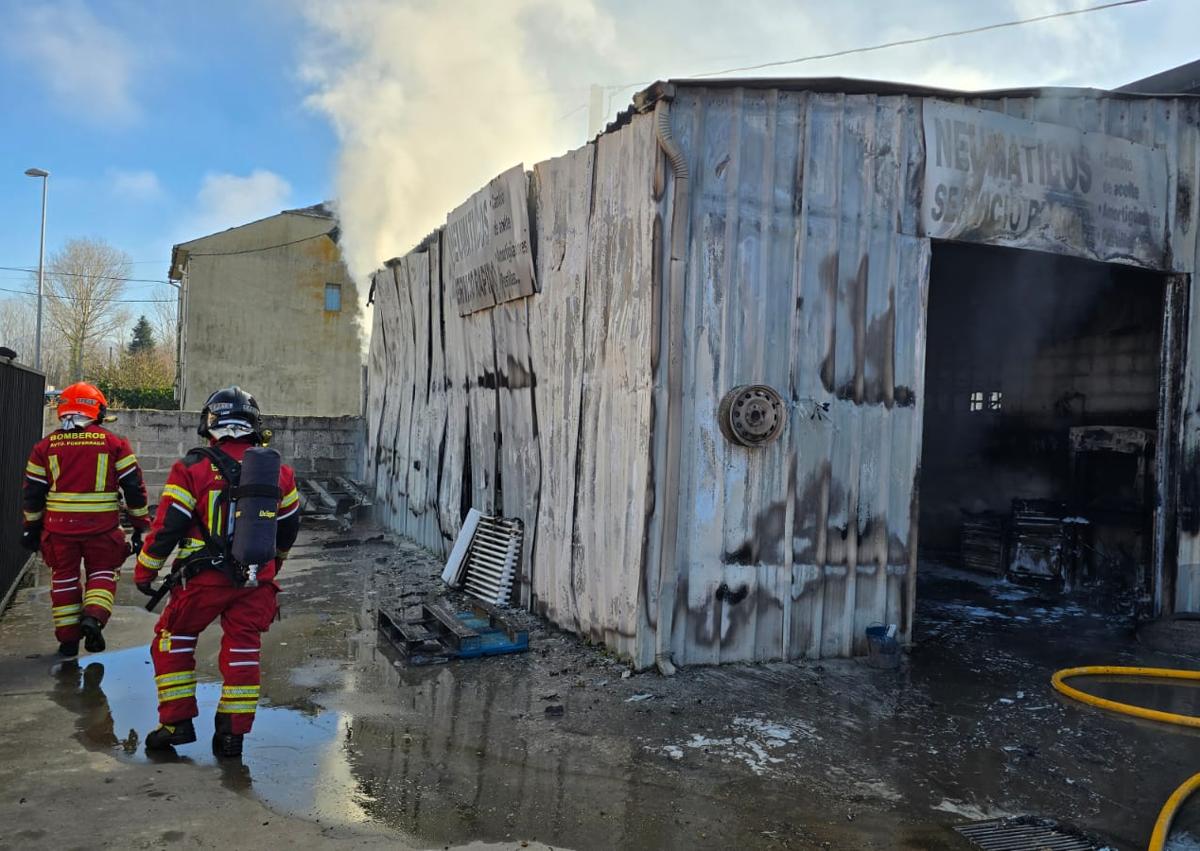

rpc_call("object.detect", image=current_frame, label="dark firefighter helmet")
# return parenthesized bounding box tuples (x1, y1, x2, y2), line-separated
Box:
(198, 386, 263, 442)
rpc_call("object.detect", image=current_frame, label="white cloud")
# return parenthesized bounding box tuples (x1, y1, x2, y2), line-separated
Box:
(8, 0, 141, 124)
(182, 170, 293, 239)
(299, 0, 1164, 282)
(110, 169, 164, 202)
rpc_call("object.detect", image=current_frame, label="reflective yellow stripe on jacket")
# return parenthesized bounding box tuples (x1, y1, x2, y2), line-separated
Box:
(178, 537, 206, 559)
(161, 484, 197, 511)
(94, 454, 109, 490)
(45, 491, 120, 513)
(137, 549, 166, 571)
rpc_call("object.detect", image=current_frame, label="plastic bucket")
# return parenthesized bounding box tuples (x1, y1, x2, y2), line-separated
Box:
(865, 625, 900, 669)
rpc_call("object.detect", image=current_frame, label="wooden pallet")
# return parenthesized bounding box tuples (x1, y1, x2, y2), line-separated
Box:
(377, 601, 529, 665)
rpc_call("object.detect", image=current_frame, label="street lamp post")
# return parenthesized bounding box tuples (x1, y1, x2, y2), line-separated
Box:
(24, 168, 49, 371)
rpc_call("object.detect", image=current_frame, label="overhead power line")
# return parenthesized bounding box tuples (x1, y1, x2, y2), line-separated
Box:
(600, 0, 1149, 96)
(0, 285, 176, 304)
(0, 265, 173, 285)
(687, 0, 1149, 79)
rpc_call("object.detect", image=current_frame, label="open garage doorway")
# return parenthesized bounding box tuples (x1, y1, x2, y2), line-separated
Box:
(917, 242, 1176, 617)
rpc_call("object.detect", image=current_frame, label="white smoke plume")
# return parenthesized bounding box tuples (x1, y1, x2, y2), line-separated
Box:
(299, 0, 1143, 291)
(300, 0, 612, 282)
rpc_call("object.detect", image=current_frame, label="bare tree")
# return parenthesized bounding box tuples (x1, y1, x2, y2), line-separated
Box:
(150, 287, 179, 358)
(0, 295, 36, 361)
(43, 238, 132, 381)
(0, 296, 72, 385)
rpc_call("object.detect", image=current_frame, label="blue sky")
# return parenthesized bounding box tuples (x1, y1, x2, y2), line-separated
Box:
(0, 0, 333, 305)
(1, 0, 1198, 306)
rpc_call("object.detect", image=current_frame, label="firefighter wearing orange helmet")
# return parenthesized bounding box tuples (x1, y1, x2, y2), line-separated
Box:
(22, 382, 151, 657)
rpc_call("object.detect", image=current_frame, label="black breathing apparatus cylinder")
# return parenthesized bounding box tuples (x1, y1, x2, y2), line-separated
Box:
(229, 447, 282, 585)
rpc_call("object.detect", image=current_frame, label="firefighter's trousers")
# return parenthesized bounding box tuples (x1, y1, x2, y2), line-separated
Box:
(150, 575, 278, 735)
(42, 528, 127, 642)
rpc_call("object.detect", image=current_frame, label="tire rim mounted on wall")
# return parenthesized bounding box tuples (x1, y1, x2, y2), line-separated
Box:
(718, 384, 786, 447)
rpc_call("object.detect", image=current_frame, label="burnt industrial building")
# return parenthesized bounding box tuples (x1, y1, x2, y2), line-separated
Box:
(364, 62, 1200, 669)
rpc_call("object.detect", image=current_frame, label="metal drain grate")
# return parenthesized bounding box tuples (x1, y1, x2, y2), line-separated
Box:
(955, 817, 1100, 851)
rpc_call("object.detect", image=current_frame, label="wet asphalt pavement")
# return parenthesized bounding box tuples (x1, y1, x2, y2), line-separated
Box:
(2, 528, 1200, 849)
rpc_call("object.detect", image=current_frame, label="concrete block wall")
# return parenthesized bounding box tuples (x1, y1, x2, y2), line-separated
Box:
(43, 408, 365, 505)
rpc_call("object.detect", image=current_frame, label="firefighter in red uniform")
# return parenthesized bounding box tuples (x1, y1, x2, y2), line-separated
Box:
(135, 387, 300, 757)
(21, 382, 151, 656)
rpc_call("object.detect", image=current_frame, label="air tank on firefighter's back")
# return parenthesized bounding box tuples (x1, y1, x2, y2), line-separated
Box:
(231, 447, 282, 569)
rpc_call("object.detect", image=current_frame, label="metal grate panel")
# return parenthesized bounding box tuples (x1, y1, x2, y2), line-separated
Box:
(460, 515, 523, 607)
(955, 818, 1100, 851)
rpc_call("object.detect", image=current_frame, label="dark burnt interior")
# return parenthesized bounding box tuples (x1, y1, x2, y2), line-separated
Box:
(918, 242, 1167, 607)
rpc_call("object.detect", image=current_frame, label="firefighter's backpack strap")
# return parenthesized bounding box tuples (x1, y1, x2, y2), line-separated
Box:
(188, 446, 242, 563)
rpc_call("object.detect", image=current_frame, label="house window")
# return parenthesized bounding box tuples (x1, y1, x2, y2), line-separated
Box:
(988, 391, 1003, 411)
(969, 391, 984, 412)
(325, 283, 342, 312)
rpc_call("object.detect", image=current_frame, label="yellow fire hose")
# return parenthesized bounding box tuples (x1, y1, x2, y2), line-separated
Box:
(1051, 666, 1200, 850)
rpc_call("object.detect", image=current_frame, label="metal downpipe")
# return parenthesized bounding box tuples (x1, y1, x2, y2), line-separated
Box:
(653, 98, 689, 677)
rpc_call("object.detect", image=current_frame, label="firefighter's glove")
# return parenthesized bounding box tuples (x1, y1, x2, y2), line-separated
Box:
(20, 525, 42, 552)
(136, 581, 156, 598)
(129, 531, 144, 556)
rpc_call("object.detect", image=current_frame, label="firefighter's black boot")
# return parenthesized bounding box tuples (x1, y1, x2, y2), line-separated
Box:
(145, 719, 197, 751)
(58, 639, 79, 658)
(212, 713, 243, 759)
(80, 616, 106, 653)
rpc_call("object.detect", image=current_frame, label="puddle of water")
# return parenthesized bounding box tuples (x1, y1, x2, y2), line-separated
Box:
(30, 602, 974, 850)
(47, 646, 371, 828)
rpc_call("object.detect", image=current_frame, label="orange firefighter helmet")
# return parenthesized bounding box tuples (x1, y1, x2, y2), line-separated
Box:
(56, 382, 108, 421)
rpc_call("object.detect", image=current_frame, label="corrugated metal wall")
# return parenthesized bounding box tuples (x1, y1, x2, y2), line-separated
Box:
(365, 83, 1200, 665)
(664, 86, 1200, 660)
(667, 88, 929, 662)
(0, 361, 46, 607)
(364, 113, 660, 662)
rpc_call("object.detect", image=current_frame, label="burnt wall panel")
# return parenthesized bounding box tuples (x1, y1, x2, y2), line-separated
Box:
(670, 87, 804, 665)
(529, 144, 594, 631)
(571, 114, 658, 663)
(493, 298, 540, 603)
(364, 116, 658, 664)
(669, 88, 926, 664)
